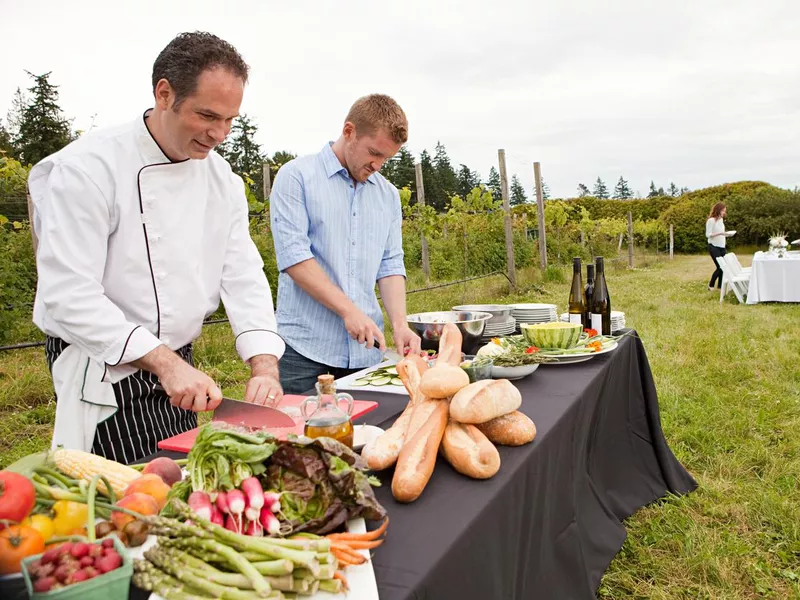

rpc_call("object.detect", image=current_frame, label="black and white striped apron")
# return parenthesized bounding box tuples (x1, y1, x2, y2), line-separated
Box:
(45, 336, 197, 465)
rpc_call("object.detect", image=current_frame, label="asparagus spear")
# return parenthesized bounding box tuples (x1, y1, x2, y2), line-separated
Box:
(133, 560, 214, 599)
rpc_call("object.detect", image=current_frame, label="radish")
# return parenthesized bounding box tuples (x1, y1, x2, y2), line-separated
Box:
(210, 503, 225, 526)
(188, 491, 213, 521)
(215, 490, 230, 514)
(224, 513, 239, 533)
(263, 491, 282, 513)
(259, 504, 281, 536)
(226, 489, 245, 516)
(241, 477, 264, 513)
(245, 518, 263, 537)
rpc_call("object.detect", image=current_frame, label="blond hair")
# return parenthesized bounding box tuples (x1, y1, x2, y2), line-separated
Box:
(345, 94, 408, 144)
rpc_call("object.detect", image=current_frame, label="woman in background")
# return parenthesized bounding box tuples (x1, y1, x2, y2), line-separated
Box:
(706, 202, 730, 290)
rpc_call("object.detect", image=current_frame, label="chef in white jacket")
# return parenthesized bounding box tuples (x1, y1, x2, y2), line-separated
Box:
(28, 32, 285, 464)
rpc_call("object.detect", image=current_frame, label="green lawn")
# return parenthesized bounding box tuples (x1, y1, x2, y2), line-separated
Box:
(1, 253, 798, 598)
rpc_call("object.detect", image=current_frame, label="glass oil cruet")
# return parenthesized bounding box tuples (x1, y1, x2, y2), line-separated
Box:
(300, 374, 355, 448)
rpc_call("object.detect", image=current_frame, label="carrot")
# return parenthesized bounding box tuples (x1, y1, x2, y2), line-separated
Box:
(332, 549, 364, 566)
(327, 517, 389, 542)
(331, 543, 367, 564)
(334, 570, 350, 591)
(340, 539, 383, 550)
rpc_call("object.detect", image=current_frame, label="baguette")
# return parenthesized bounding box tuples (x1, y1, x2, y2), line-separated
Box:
(396, 357, 427, 403)
(391, 400, 449, 503)
(474, 411, 536, 446)
(419, 364, 469, 399)
(436, 322, 463, 368)
(449, 379, 522, 424)
(441, 420, 501, 479)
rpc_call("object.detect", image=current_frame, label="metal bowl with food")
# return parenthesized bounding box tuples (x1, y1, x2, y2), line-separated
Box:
(407, 311, 493, 353)
(451, 304, 512, 325)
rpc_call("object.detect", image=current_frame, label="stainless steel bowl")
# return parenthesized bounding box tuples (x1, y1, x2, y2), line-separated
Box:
(407, 311, 493, 352)
(452, 304, 513, 325)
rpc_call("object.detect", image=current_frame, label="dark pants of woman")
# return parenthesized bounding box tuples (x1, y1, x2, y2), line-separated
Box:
(708, 244, 727, 288)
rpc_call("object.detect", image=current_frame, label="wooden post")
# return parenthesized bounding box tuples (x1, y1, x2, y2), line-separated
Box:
(669, 224, 674, 259)
(580, 230, 585, 246)
(415, 163, 431, 282)
(618, 233, 624, 251)
(497, 150, 517, 291)
(27, 190, 39, 256)
(262, 162, 271, 199)
(533, 162, 547, 270)
(627, 211, 634, 268)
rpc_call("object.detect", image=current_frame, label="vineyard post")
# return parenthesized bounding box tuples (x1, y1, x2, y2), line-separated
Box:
(497, 150, 517, 291)
(534, 162, 547, 270)
(415, 163, 431, 283)
(627, 211, 634, 268)
(670, 224, 674, 259)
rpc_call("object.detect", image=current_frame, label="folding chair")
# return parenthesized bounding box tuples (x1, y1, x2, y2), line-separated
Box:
(726, 252, 751, 275)
(717, 256, 749, 304)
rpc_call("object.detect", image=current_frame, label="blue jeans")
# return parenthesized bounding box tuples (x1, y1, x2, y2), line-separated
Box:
(279, 344, 361, 395)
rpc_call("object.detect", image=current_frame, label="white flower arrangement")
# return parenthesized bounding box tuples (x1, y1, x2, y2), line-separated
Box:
(769, 232, 789, 257)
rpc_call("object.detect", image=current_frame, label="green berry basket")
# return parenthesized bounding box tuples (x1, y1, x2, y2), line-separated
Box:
(21, 535, 132, 600)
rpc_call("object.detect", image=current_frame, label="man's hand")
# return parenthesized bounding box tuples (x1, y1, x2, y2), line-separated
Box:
(344, 307, 386, 351)
(393, 324, 422, 357)
(134, 345, 222, 412)
(245, 355, 283, 407)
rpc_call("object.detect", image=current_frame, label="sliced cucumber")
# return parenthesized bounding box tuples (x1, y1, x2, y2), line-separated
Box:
(390, 378, 405, 386)
(350, 379, 370, 386)
(385, 367, 399, 376)
(370, 376, 391, 386)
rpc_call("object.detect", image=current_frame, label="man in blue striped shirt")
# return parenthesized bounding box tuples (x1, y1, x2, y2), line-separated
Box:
(270, 94, 422, 395)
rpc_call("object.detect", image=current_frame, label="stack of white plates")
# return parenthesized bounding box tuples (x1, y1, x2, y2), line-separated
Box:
(481, 317, 517, 339)
(511, 303, 558, 326)
(559, 310, 627, 333)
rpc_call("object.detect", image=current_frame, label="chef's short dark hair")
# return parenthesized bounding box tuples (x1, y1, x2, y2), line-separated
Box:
(152, 32, 249, 107)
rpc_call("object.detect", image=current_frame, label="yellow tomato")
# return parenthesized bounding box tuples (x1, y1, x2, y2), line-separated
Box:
(51, 500, 88, 536)
(20, 514, 55, 542)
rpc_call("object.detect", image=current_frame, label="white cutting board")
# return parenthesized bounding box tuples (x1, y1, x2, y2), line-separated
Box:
(335, 359, 409, 396)
(134, 517, 379, 600)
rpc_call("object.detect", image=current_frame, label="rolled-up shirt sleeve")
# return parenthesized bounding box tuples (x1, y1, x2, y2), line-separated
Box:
(376, 188, 407, 280)
(270, 165, 314, 272)
(221, 173, 285, 362)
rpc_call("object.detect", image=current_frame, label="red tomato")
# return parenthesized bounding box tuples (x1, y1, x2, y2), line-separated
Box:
(0, 471, 36, 528)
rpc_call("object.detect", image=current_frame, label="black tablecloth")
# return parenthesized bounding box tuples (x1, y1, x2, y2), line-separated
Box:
(130, 332, 696, 599)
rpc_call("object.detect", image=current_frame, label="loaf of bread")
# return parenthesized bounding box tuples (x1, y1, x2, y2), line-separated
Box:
(419, 364, 469, 399)
(441, 420, 501, 479)
(391, 399, 449, 503)
(436, 322, 463, 367)
(449, 379, 522, 424)
(396, 356, 427, 403)
(474, 411, 536, 446)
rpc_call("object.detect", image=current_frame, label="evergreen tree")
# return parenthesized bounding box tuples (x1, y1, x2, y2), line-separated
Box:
(432, 141, 457, 209)
(14, 72, 74, 165)
(486, 166, 502, 200)
(0, 120, 13, 156)
(613, 176, 633, 200)
(679, 186, 690, 195)
(647, 181, 659, 198)
(592, 177, 609, 199)
(668, 182, 679, 197)
(382, 145, 416, 190)
(533, 178, 550, 200)
(456, 164, 481, 198)
(419, 149, 441, 210)
(510, 174, 527, 205)
(577, 183, 590, 197)
(218, 114, 266, 200)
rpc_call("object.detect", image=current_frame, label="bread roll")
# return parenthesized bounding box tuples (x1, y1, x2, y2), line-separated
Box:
(419, 364, 469, 399)
(474, 411, 536, 446)
(449, 379, 521, 424)
(436, 322, 463, 367)
(441, 420, 501, 479)
(391, 400, 449, 503)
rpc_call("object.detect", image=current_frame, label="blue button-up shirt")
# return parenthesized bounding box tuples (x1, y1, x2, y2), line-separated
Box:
(270, 143, 406, 369)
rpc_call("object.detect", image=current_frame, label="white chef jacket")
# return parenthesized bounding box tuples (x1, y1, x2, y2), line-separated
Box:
(29, 111, 285, 383)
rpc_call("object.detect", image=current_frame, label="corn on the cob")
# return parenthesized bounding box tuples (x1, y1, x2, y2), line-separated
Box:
(52, 448, 140, 497)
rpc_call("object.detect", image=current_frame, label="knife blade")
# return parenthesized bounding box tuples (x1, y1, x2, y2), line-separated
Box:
(153, 384, 296, 429)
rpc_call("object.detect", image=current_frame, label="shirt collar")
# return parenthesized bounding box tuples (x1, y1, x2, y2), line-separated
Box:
(320, 142, 377, 185)
(136, 109, 188, 165)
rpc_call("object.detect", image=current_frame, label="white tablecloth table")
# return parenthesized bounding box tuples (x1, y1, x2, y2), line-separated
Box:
(746, 251, 800, 304)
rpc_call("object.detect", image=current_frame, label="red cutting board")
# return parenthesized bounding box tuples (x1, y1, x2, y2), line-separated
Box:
(157, 394, 379, 453)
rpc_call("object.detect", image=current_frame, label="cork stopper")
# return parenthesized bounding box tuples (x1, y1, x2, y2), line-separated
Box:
(317, 374, 336, 394)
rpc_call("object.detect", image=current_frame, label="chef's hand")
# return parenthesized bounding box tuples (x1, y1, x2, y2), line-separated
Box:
(343, 307, 386, 351)
(160, 360, 223, 413)
(245, 354, 284, 407)
(393, 324, 422, 357)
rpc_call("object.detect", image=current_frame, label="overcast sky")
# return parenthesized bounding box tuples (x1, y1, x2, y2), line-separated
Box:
(2, 0, 799, 198)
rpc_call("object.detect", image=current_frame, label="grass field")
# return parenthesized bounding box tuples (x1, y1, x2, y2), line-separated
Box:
(1, 253, 798, 598)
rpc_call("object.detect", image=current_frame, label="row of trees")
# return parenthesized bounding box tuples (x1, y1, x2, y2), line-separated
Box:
(576, 177, 690, 200)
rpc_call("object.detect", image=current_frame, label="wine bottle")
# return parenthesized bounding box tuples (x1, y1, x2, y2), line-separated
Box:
(584, 264, 595, 328)
(590, 257, 611, 335)
(568, 257, 586, 327)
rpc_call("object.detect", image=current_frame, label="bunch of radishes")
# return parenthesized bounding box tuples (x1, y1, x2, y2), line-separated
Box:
(26, 538, 124, 592)
(188, 476, 282, 537)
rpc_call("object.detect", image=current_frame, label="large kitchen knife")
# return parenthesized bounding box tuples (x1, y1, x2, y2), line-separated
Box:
(153, 384, 296, 429)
